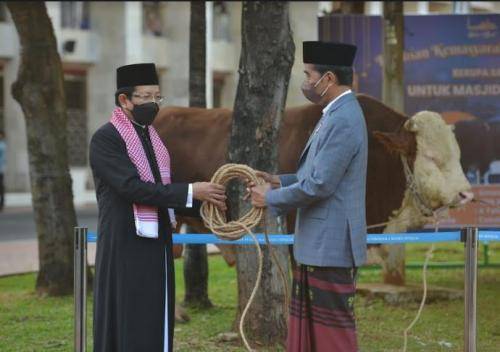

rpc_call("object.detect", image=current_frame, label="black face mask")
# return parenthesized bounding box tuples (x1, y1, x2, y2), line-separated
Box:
(131, 102, 159, 126)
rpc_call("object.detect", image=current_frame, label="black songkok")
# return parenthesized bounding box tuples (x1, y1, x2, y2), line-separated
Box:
(303, 41, 357, 66)
(116, 63, 159, 89)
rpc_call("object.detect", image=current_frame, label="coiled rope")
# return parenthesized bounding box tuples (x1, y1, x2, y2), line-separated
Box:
(200, 163, 289, 352)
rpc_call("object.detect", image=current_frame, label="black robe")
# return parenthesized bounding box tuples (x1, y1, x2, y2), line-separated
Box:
(89, 121, 199, 352)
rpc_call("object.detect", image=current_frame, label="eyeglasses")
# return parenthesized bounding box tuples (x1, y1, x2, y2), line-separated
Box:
(131, 93, 165, 104)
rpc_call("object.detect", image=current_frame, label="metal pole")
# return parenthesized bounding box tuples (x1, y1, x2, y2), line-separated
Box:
(74, 227, 87, 352)
(206, 1, 214, 108)
(484, 243, 489, 266)
(463, 227, 478, 352)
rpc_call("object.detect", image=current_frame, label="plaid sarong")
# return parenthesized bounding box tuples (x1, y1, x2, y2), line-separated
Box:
(287, 265, 358, 352)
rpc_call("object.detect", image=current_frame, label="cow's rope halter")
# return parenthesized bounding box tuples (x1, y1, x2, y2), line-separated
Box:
(200, 163, 289, 352)
(400, 156, 447, 352)
(401, 155, 436, 217)
(366, 153, 449, 351)
(366, 155, 437, 231)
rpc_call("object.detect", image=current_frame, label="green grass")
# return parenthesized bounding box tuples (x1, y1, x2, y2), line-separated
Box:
(0, 243, 499, 351)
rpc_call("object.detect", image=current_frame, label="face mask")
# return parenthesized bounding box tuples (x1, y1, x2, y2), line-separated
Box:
(130, 102, 159, 126)
(301, 74, 332, 104)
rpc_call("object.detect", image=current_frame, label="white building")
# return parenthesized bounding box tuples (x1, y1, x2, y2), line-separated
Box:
(0, 1, 498, 206)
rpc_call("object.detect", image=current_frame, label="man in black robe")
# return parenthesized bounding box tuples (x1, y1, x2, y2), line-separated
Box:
(89, 63, 226, 352)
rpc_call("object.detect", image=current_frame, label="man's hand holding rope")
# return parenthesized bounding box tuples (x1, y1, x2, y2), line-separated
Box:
(246, 170, 280, 208)
(193, 182, 227, 211)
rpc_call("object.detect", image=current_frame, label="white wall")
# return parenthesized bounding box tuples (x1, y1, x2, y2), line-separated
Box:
(216, 1, 242, 109)
(211, 1, 320, 109)
(287, 2, 320, 107)
(84, 2, 127, 193)
(3, 19, 29, 192)
(162, 2, 190, 107)
(0, 22, 16, 58)
(86, 2, 126, 138)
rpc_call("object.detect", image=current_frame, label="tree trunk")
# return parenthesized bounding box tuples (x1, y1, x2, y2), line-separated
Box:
(6, 2, 80, 296)
(229, 1, 294, 347)
(184, 1, 212, 308)
(382, 1, 405, 285)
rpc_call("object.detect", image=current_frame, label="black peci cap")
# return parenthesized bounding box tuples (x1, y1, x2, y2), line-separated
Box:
(303, 41, 357, 66)
(116, 63, 159, 89)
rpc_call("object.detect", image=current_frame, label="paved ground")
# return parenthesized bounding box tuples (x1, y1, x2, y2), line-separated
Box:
(0, 205, 99, 242)
(0, 205, 98, 276)
(0, 204, 218, 276)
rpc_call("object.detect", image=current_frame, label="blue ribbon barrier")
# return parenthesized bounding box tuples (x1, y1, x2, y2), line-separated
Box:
(367, 232, 461, 244)
(478, 231, 500, 243)
(86, 230, 500, 244)
(77, 227, 495, 352)
(88, 232, 97, 243)
(172, 234, 294, 245)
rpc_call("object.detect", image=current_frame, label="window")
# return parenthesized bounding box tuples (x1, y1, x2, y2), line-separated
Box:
(428, 2, 453, 14)
(65, 76, 86, 110)
(213, 1, 231, 41)
(0, 3, 7, 22)
(488, 174, 500, 184)
(64, 73, 87, 166)
(213, 73, 226, 108)
(143, 2, 164, 37)
(61, 2, 90, 30)
(470, 7, 490, 14)
(0, 71, 4, 135)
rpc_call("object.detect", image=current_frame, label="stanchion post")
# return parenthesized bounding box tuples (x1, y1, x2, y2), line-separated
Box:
(74, 227, 88, 352)
(462, 227, 478, 352)
(483, 243, 489, 266)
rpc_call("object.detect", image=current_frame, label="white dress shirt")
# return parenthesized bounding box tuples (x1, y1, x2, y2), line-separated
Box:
(322, 89, 352, 115)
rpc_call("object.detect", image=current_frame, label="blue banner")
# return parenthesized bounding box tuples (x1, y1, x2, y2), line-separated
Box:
(318, 14, 500, 122)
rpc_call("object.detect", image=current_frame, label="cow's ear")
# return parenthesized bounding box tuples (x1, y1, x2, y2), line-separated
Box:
(372, 131, 412, 155)
(404, 118, 418, 132)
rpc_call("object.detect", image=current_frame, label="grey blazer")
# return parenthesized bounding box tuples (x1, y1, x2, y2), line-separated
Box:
(266, 92, 368, 267)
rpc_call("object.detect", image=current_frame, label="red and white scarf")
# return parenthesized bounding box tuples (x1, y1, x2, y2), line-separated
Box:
(111, 107, 176, 238)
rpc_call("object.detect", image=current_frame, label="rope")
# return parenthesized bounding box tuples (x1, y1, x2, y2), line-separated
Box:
(401, 155, 435, 217)
(368, 159, 475, 350)
(402, 213, 441, 352)
(200, 161, 479, 351)
(366, 156, 452, 352)
(200, 163, 289, 352)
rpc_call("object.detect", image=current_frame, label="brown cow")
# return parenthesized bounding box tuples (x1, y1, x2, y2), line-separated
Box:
(453, 119, 500, 179)
(154, 94, 473, 261)
(154, 104, 323, 266)
(156, 94, 474, 321)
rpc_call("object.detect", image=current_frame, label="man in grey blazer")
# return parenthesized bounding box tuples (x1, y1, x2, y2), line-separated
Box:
(250, 41, 367, 352)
